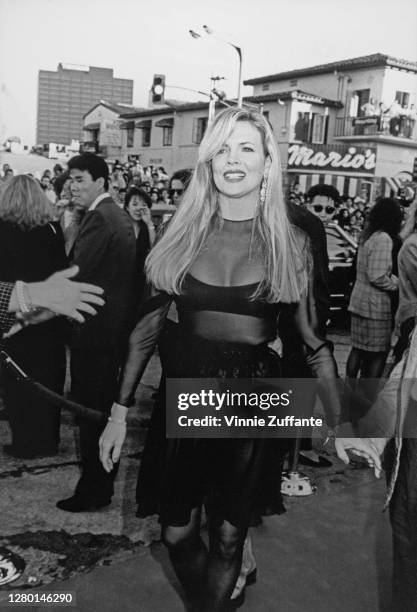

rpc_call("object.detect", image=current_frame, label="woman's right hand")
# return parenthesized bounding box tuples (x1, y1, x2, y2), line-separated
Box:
(99, 419, 127, 473)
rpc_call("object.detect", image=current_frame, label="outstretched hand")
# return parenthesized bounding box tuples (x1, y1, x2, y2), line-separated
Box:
(335, 437, 383, 478)
(28, 266, 105, 323)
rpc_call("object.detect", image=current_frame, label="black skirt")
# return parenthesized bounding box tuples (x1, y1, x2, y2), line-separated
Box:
(136, 334, 289, 527)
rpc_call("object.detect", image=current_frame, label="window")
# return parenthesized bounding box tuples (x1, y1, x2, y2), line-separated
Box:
(352, 89, 370, 117)
(395, 90, 410, 108)
(292, 111, 328, 144)
(163, 126, 173, 146)
(192, 117, 208, 144)
(311, 114, 328, 144)
(142, 127, 151, 147)
(127, 127, 134, 148)
(262, 83, 270, 91)
(289, 79, 298, 87)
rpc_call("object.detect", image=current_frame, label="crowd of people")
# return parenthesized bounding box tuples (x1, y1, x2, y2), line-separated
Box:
(0, 107, 416, 610)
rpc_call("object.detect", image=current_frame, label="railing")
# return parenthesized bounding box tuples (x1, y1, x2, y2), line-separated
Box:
(335, 115, 416, 140)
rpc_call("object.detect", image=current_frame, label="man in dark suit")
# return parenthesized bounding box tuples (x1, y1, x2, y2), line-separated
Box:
(57, 153, 136, 513)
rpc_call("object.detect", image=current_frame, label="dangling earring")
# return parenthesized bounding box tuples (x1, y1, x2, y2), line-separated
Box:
(260, 173, 268, 205)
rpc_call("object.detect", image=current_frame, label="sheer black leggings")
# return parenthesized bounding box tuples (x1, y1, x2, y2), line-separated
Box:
(162, 507, 247, 611)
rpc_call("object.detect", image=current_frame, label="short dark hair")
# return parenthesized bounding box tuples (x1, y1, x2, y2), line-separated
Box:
(68, 153, 109, 190)
(169, 168, 193, 190)
(124, 187, 152, 210)
(307, 183, 340, 204)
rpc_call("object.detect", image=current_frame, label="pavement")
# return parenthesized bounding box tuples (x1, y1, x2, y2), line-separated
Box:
(0, 329, 394, 611)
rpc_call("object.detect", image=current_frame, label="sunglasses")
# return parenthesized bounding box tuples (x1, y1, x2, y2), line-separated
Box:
(313, 205, 335, 214)
(169, 188, 184, 196)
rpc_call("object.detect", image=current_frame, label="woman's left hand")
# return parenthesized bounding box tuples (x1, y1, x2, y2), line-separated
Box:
(99, 420, 127, 473)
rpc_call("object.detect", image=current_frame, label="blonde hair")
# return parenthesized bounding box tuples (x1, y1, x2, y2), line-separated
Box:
(0, 174, 54, 230)
(146, 107, 308, 303)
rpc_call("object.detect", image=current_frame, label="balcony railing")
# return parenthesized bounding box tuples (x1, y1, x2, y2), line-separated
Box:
(335, 115, 416, 140)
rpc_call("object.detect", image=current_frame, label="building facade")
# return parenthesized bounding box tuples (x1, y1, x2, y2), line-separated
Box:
(99, 53, 416, 200)
(82, 101, 145, 161)
(245, 53, 417, 199)
(36, 64, 133, 146)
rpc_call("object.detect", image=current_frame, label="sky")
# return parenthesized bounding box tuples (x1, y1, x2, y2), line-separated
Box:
(1, 0, 416, 145)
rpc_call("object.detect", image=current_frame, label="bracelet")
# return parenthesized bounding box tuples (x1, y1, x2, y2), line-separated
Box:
(108, 416, 127, 426)
(15, 281, 30, 314)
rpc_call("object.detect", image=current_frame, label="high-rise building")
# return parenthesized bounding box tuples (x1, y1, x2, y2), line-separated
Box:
(36, 63, 133, 145)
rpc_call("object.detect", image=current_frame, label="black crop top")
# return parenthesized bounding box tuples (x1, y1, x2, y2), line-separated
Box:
(177, 274, 279, 318)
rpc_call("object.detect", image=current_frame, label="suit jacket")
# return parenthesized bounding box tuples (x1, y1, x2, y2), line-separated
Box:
(349, 231, 398, 321)
(71, 196, 137, 354)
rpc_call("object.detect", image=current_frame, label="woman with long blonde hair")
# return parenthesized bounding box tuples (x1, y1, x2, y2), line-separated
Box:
(0, 175, 68, 458)
(99, 108, 373, 611)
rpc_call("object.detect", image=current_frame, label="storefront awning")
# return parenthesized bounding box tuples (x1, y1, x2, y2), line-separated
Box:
(119, 120, 135, 130)
(385, 177, 401, 194)
(83, 122, 100, 131)
(135, 119, 152, 129)
(155, 117, 174, 128)
(291, 172, 374, 199)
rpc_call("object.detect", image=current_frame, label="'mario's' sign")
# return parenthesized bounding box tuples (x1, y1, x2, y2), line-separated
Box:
(288, 143, 377, 174)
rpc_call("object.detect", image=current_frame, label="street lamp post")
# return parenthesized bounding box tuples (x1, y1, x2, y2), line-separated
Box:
(189, 26, 243, 107)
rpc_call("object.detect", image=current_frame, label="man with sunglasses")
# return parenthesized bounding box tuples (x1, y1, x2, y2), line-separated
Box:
(307, 184, 340, 225)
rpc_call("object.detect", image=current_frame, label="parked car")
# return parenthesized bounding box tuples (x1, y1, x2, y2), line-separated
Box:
(325, 222, 358, 326)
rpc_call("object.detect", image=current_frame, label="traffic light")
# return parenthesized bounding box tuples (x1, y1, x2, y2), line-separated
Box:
(151, 74, 166, 104)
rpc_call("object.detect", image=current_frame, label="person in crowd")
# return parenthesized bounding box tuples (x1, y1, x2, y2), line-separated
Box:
(0, 175, 67, 458)
(151, 170, 160, 187)
(53, 171, 85, 256)
(169, 168, 193, 208)
(124, 187, 155, 297)
(307, 183, 339, 226)
(336, 207, 351, 230)
(99, 108, 377, 611)
(3, 168, 14, 182)
(140, 181, 151, 194)
(158, 166, 169, 181)
(150, 188, 160, 207)
(110, 164, 126, 194)
(281, 194, 333, 469)
(56, 153, 137, 513)
(40, 175, 57, 204)
(346, 198, 402, 400)
(52, 164, 63, 183)
(388, 99, 403, 136)
(349, 209, 365, 242)
(361, 98, 377, 117)
(0, 267, 104, 338)
(1, 164, 12, 182)
(392, 200, 417, 364)
(127, 175, 142, 189)
(159, 188, 170, 205)
(338, 322, 417, 611)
